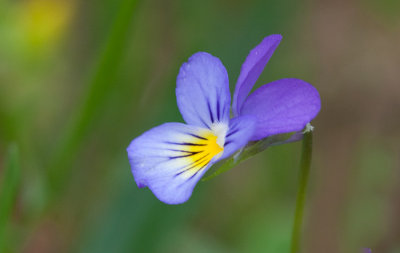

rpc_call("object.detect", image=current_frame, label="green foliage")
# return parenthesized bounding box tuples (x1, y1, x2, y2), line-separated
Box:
(0, 0, 399, 252)
(0, 144, 20, 252)
(47, 0, 139, 198)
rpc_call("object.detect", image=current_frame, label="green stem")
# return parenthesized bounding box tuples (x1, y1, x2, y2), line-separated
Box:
(290, 131, 313, 253)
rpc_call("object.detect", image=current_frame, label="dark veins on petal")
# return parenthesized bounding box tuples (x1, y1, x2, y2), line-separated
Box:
(197, 109, 211, 128)
(216, 97, 220, 121)
(169, 150, 203, 159)
(167, 149, 194, 153)
(224, 140, 232, 146)
(187, 133, 208, 140)
(226, 128, 239, 138)
(165, 141, 207, 146)
(188, 163, 208, 180)
(207, 100, 214, 123)
(174, 153, 210, 177)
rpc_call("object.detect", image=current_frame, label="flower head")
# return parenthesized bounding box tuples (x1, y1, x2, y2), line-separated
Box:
(127, 34, 320, 204)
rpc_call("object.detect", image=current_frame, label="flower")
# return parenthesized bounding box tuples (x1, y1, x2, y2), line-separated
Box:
(127, 34, 321, 204)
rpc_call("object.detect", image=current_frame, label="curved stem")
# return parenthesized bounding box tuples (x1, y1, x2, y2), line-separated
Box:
(290, 131, 313, 253)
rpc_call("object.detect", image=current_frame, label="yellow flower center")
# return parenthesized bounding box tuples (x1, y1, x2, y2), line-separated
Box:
(172, 127, 226, 179)
(186, 131, 224, 165)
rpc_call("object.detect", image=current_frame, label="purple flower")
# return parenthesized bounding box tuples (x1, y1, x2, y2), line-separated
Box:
(127, 34, 320, 204)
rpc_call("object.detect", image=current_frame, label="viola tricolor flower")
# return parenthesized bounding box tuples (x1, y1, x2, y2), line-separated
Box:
(127, 34, 320, 204)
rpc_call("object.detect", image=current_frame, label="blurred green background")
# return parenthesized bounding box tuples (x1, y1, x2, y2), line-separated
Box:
(0, 0, 399, 252)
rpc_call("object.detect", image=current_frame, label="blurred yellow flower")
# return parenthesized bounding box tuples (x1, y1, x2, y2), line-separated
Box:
(18, 0, 75, 52)
(0, 0, 76, 126)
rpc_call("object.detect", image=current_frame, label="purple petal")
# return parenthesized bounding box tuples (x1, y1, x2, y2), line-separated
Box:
(232, 34, 282, 116)
(176, 52, 231, 128)
(240, 78, 321, 141)
(362, 248, 372, 253)
(127, 123, 222, 204)
(220, 115, 257, 160)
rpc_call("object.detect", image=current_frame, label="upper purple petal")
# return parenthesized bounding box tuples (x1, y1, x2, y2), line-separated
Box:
(220, 115, 257, 160)
(232, 34, 282, 116)
(176, 52, 231, 128)
(240, 78, 321, 141)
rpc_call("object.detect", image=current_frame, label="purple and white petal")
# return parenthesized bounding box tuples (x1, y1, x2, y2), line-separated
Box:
(127, 122, 223, 204)
(240, 78, 321, 141)
(219, 115, 257, 160)
(232, 34, 282, 116)
(176, 52, 231, 128)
